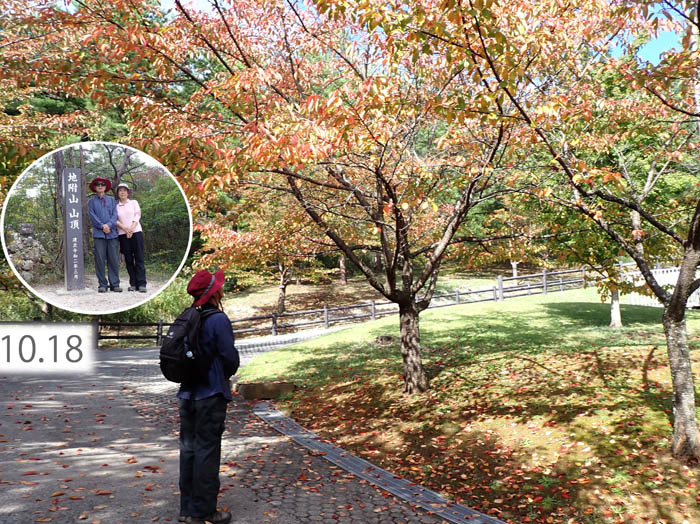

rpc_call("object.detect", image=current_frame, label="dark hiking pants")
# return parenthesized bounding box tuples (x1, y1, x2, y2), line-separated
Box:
(118, 231, 146, 288)
(93, 237, 120, 289)
(178, 394, 228, 518)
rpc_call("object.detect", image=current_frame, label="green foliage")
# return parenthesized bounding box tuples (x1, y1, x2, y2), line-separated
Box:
(0, 290, 50, 320)
(103, 276, 191, 323)
(3, 154, 64, 281)
(138, 175, 190, 272)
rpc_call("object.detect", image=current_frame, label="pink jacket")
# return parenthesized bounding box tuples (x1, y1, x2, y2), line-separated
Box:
(116, 199, 143, 235)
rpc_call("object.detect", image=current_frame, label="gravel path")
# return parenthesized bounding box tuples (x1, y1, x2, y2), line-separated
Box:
(32, 275, 168, 314)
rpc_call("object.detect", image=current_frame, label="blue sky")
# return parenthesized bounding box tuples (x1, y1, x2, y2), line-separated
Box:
(160, 0, 212, 14)
(637, 31, 681, 63)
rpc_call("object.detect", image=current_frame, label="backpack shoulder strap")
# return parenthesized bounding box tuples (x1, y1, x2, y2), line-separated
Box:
(199, 308, 225, 321)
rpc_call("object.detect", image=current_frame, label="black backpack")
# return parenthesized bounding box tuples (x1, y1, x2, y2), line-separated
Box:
(159, 307, 222, 384)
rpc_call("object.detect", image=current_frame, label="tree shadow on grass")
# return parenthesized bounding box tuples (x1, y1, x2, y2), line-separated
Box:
(250, 299, 700, 521)
(282, 370, 687, 523)
(420, 303, 667, 362)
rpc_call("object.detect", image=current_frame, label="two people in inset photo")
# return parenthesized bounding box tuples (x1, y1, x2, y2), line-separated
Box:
(88, 177, 147, 293)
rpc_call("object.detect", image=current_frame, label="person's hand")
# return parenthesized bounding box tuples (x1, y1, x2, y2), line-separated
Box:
(127, 231, 133, 238)
(102, 224, 110, 234)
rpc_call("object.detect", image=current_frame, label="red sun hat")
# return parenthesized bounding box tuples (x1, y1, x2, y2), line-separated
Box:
(187, 269, 225, 307)
(89, 177, 112, 192)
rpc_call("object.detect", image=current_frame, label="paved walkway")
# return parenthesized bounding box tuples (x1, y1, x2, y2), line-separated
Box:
(0, 332, 506, 524)
(0, 343, 453, 524)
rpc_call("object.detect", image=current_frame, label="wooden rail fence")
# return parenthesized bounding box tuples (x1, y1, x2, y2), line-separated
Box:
(97, 266, 590, 345)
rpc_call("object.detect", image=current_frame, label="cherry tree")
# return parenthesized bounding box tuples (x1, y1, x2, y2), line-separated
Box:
(368, 0, 700, 459)
(196, 189, 329, 314)
(0, 0, 526, 393)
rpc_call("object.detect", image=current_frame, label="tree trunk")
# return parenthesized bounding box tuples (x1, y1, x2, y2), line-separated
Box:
(661, 3, 700, 463)
(663, 310, 700, 462)
(339, 255, 347, 284)
(399, 301, 428, 394)
(53, 150, 66, 267)
(609, 288, 622, 329)
(276, 264, 290, 315)
(374, 252, 382, 272)
(277, 283, 287, 314)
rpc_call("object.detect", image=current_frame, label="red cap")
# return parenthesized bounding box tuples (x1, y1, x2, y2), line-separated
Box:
(89, 177, 112, 192)
(187, 269, 225, 307)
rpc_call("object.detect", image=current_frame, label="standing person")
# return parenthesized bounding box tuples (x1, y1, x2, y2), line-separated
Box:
(178, 269, 239, 524)
(87, 177, 121, 293)
(115, 183, 147, 292)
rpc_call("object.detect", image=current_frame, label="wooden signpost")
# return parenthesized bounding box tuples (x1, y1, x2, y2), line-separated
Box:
(63, 168, 86, 290)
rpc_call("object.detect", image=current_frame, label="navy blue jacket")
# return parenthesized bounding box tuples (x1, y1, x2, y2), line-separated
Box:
(88, 194, 118, 239)
(177, 305, 239, 401)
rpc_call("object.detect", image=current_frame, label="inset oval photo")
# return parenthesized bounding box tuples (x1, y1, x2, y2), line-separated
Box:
(1, 142, 192, 315)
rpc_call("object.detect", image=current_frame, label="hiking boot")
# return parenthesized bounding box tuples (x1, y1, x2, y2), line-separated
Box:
(202, 511, 232, 524)
(139, 286, 147, 293)
(128, 286, 137, 291)
(179, 511, 231, 524)
(98, 287, 107, 293)
(110, 286, 123, 292)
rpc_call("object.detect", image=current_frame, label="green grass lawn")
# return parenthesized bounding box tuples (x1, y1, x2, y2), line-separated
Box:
(239, 288, 700, 524)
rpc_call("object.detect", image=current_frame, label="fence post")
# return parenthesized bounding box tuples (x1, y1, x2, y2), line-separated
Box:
(156, 319, 163, 346)
(323, 305, 329, 329)
(542, 268, 548, 294)
(497, 275, 504, 301)
(581, 266, 586, 288)
(93, 317, 100, 349)
(455, 291, 460, 304)
(559, 277, 563, 291)
(371, 300, 376, 320)
(272, 313, 278, 336)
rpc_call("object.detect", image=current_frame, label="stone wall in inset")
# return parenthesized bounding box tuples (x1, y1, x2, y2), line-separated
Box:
(6, 224, 51, 284)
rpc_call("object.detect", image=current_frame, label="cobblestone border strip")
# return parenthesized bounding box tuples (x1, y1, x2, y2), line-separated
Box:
(254, 401, 507, 524)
